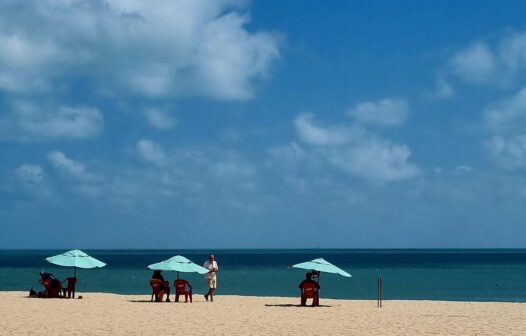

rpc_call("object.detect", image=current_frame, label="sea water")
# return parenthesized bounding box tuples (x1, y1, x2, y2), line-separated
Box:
(1, 249, 525, 302)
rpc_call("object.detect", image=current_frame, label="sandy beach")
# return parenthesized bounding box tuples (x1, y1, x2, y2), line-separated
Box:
(1, 292, 525, 336)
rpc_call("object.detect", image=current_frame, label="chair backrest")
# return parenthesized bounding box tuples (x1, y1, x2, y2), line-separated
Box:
(65, 277, 77, 290)
(150, 279, 163, 293)
(300, 281, 318, 297)
(42, 278, 61, 289)
(175, 279, 190, 294)
(41, 278, 54, 289)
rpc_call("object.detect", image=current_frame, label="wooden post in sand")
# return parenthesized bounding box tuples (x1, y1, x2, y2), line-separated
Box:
(380, 277, 383, 307)
(377, 277, 383, 308)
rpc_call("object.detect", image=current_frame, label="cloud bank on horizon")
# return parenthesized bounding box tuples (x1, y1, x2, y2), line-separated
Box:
(1, 1, 526, 248)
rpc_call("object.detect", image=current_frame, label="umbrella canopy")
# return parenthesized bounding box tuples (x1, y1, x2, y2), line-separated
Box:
(45, 249, 106, 269)
(293, 258, 351, 277)
(148, 255, 209, 274)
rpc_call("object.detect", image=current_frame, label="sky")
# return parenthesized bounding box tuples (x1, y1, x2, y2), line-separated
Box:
(1, 0, 526, 249)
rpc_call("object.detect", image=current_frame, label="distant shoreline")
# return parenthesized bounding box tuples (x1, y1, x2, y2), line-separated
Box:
(1, 291, 525, 303)
(2, 248, 526, 252)
(2, 250, 526, 302)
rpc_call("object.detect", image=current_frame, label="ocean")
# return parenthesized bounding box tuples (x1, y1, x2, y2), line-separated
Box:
(1, 249, 525, 302)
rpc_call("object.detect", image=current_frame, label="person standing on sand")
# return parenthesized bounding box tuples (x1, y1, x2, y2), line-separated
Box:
(203, 254, 218, 302)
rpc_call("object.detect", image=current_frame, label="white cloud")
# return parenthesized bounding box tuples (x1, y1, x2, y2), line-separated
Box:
(485, 88, 526, 133)
(291, 114, 420, 183)
(136, 139, 166, 165)
(497, 31, 526, 77)
(269, 142, 310, 164)
(0, 32, 62, 93)
(214, 161, 254, 177)
(347, 98, 409, 127)
(47, 151, 98, 182)
(325, 138, 421, 183)
(294, 114, 361, 146)
(145, 108, 176, 130)
(450, 43, 497, 84)
(454, 165, 473, 174)
(450, 31, 526, 86)
(486, 135, 526, 170)
(483, 88, 526, 170)
(429, 80, 455, 99)
(12, 163, 52, 198)
(14, 164, 44, 184)
(432, 166, 474, 176)
(0, 0, 280, 100)
(94, 145, 261, 210)
(0, 33, 58, 68)
(0, 102, 103, 141)
(193, 12, 280, 99)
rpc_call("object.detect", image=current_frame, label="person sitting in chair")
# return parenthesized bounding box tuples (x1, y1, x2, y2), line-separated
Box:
(39, 271, 57, 282)
(39, 271, 61, 298)
(310, 271, 319, 283)
(298, 272, 320, 306)
(151, 270, 171, 302)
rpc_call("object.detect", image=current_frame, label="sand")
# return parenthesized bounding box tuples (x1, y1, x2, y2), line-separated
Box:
(1, 291, 525, 335)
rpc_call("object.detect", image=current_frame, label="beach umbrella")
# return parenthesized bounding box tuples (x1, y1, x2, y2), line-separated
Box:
(148, 255, 209, 278)
(292, 258, 352, 281)
(45, 249, 106, 298)
(45, 249, 107, 278)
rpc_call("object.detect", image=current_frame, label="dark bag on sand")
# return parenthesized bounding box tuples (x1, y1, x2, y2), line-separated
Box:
(29, 288, 37, 297)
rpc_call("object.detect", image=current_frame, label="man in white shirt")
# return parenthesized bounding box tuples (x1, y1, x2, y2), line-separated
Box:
(203, 254, 218, 302)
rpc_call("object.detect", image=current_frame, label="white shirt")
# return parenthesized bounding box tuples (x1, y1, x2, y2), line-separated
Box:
(203, 260, 218, 278)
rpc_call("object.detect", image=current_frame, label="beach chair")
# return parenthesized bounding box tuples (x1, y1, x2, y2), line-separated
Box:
(149, 279, 166, 302)
(174, 279, 192, 303)
(300, 282, 319, 307)
(41, 278, 62, 298)
(62, 277, 77, 298)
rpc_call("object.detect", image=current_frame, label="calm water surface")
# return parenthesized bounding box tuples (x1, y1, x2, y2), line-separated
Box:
(1, 249, 525, 302)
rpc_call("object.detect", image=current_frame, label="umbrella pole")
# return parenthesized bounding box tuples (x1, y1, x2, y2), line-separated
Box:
(177, 271, 180, 279)
(316, 272, 321, 307)
(73, 267, 77, 299)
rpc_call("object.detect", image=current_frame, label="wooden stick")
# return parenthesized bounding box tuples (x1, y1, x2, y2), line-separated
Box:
(377, 277, 380, 308)
(377, 277, 383, 308)
(380, 278, 384, 308)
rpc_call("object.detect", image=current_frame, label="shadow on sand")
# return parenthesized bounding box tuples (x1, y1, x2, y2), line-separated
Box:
(264, 303, 333, 308)
(127, 300, 202, 303)
(128, 300, 167, 303)
(127, 300, 332, 307)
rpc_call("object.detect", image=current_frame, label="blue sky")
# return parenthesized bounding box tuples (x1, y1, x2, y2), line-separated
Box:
(2, 0, 526, 248)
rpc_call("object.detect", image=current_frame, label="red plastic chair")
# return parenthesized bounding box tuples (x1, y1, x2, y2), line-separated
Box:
(300, 282, 319, 306)
(174, 279, 192, 303)
(62, 277, 77, 298)
(150, 279, 165, 302)
(41, 278, 62, 298)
